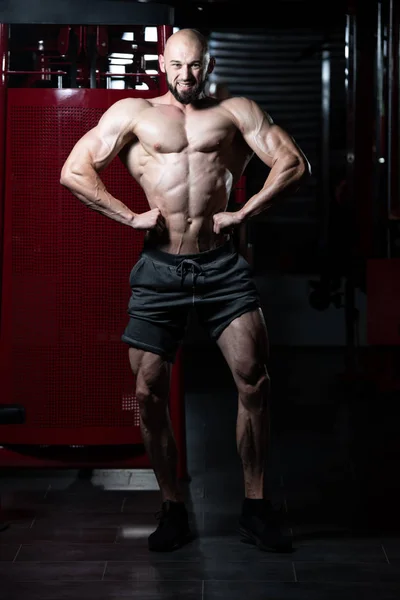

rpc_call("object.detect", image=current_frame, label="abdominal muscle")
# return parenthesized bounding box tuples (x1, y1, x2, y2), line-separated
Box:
(148, 212, 229, 254)
(126, 147, 234, 254)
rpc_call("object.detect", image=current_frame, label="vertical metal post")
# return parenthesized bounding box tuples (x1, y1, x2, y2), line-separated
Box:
(397, 0, 400, 223)
(157, 25, 173, 94)
(88, 27, 97, 89)
(344, 5, 357, 373)
(234, 176, 253, 265)
(0, 23, 9, 409)
(387, 0, 393, 238)
(375, 0, 387, 257)
(387, 0, 399, 253)
(345, 9, 357, 212)
(321, 44, 331, 252)
(0, 24, 8, 317)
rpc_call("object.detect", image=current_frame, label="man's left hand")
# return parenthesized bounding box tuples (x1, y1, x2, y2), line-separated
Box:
(213, 211, 243, 234)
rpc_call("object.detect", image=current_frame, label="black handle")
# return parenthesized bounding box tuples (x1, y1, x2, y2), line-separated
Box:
(0, 405, 25, 425)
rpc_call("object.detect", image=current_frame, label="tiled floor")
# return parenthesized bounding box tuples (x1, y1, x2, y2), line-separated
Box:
(1, 344, 399, 599)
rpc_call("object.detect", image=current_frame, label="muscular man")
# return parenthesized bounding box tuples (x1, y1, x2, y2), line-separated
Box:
(60, 29, 310, 553)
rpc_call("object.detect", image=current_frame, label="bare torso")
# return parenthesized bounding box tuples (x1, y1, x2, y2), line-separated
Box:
(120, 96, 253, 253)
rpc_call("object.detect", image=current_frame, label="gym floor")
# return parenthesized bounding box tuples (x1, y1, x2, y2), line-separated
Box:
(0, 342, 399, 599)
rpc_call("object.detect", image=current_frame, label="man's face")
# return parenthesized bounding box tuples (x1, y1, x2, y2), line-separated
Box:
(161, 40, 211, 105)
(166, 70, 207, 105)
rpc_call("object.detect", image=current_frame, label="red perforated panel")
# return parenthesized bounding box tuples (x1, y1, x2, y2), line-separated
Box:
(0, 89, 180, 446)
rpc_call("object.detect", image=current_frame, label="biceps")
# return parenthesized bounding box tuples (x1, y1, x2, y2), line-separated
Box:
(62, 126, 131, 176)
(245, 124, 302, 168)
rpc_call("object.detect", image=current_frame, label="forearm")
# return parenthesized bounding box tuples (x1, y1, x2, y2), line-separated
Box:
(60, 168, 137, 227)
(238, 157, 308, 222)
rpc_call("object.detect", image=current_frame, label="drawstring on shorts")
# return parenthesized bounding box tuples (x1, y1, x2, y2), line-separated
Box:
(176, 259, 204, 287)
(176, 259, 204, 304)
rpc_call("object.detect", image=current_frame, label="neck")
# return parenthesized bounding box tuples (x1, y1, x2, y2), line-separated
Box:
(163, 91, 212, 110)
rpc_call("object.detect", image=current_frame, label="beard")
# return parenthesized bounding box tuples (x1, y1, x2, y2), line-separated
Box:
(166, 74, 207, 105)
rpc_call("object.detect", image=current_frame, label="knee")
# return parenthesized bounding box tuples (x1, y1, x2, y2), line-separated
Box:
(135, 386, 164, 408)
(135, 371, 168, 419)
(236, 363, 270, 413)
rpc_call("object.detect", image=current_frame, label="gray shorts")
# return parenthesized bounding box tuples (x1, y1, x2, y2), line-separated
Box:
(121, 240, 260, 362)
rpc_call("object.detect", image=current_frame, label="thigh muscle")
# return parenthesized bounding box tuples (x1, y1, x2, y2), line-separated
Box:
(216, 308, 269, 385)
(128, 347, 171, 400)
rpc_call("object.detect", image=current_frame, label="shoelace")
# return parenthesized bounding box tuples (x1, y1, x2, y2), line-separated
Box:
(176, 258, 204, 287)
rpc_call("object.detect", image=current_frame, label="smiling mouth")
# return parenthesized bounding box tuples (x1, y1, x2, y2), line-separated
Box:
(177, 82, 195, 89)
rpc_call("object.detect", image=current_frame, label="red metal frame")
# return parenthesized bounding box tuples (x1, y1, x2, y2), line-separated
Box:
(6, 24, 168, 90)
(0, 24, 8, 335)
(157, 25, 172, 94)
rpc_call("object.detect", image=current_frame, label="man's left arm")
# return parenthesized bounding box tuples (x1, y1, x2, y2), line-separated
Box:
(213, 97, 311, 233)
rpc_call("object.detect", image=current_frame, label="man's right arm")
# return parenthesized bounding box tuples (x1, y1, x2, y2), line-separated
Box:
(60, 98, 147, 227)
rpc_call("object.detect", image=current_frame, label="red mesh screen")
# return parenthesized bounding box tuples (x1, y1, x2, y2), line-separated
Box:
(1, 89, 159, 444)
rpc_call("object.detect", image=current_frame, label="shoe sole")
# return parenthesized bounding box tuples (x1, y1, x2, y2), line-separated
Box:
(148, 531, 194, 552)
(238, 525, 292, 553)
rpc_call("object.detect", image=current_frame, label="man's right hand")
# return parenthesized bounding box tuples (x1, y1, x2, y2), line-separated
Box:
(132, 208, 166, 235)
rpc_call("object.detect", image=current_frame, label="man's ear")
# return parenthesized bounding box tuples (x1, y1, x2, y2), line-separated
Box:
(207, 56, 216, 75)
(159, 54, 166, 73)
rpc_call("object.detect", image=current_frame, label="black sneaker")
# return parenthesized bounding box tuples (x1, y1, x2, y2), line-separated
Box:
(148, 500, 193, 552)
(238, 499, 292, 553)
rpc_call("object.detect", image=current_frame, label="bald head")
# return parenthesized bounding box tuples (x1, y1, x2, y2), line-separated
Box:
(159, 29, 214, 105)
(164, 29, 209, 60)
